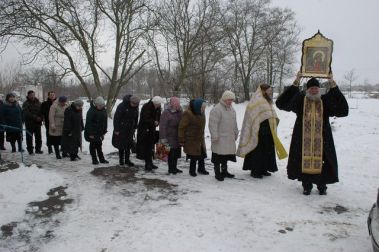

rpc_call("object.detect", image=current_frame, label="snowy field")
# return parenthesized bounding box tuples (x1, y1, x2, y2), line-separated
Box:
(0, 96, 378, 252)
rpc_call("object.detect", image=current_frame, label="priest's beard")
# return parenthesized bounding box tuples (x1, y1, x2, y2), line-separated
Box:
(306, 90, 321, 101)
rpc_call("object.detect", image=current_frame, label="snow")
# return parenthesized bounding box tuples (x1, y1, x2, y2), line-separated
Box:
(0, 96, 378, 252)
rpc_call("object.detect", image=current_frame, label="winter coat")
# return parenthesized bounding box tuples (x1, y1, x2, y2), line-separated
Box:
(84, 103, 108, 142)
(136, 100, 161, 159)
(0, 101, 23, 133)
(112, 95, 139, 149)
(159, 104, 183, 149)
(41, 98, 55, 127)
(275, 85, 349, 184)
(208, 100, 238, 155)
(49, 100, 69, 136)
(22, 97, 43, 128)
(61, 104, 84, 154)
(178, 108, 206, 156)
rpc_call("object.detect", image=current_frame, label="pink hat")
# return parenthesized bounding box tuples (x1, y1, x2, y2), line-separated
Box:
(170, 97, 181, 110)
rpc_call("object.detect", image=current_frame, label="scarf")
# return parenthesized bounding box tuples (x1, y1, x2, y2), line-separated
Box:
(302, 97, 323, 174)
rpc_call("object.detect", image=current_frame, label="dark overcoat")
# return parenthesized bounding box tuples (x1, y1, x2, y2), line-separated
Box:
(40, 98, 55, 127)
(61, 104, 84, 154)
(275, 85, 349, 184)
(1, 101, 23, 133)
(112, 95, 139, 149)
(22, 97, 43, 129)
(84, 103, 108, 142)
(136, 100, 161, 160)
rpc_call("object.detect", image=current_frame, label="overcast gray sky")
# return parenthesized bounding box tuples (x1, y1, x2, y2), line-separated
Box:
(1, 0, 379, 84)
(272, 0, 379, 84)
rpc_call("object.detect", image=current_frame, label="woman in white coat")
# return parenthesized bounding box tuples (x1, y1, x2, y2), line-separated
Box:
(49, 96, 69, 159)
(208, 90, 239, 181)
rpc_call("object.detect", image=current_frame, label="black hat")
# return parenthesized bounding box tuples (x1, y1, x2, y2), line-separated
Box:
(58, 96, 68, 103)
(306, 78, 320, 89)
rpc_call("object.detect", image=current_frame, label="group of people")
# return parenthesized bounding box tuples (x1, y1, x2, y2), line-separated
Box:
(0, 72, 349, 195)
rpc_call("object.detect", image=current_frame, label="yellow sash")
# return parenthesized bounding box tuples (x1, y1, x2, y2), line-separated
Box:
(269, 118, 288, 160)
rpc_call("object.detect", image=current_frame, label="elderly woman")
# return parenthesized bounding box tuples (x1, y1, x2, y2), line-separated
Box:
(209, 90, 239, 181)
(237, 84, 287, 178)
(136, 96, 163, 171)
(112, 95, 140, 168)
(178, 98, 208, 177)
(61, 99, 84, 161)
(159, 97, 183, 174)
(49, 96, 69, 159)
(85, 96, 108, 165)
(1, 93, 23, 152)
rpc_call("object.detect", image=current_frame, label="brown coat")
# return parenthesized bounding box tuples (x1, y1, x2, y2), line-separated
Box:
(178, 109, 206, 156)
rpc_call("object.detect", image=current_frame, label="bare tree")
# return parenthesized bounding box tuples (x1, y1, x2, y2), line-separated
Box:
(151, 0, 222, 96)
(344, 68, 358, 98)
(0, 0, 151, 115)
(221, 0, 296, 101)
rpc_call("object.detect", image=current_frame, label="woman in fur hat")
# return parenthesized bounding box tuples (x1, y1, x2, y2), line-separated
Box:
(209, 90, 239, 181)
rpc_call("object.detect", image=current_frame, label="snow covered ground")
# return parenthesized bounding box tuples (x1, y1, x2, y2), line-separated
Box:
(0, 97, 378, 252)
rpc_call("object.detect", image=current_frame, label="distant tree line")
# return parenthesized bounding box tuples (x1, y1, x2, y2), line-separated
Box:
(0, 0, 302, 112)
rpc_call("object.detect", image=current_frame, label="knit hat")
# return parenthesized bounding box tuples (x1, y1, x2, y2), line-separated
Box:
(130, 95, 141, 106)
(306, 77, 320, 89)
(58, 96, 67, 103)
(221, 90, 235, 101)
(6, 93, 15, 102)
(73, 99, 84, 107)
(94, 96, 105, 107)
(152, 96, 164, 105)
(170, 97, 181, 110)
(193, 98, 205, 115)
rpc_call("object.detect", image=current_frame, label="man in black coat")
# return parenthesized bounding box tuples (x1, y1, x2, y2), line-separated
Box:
(276, 72, 349, 196)
(61, 99, 84, 161)
(22, 90, 43, 154)
(0, 95, 5, 150)
(84, 96, 108, 165)
(136, 96, 162, 171)
(40, 91, 56, 154)
(112, 95, 140, 167)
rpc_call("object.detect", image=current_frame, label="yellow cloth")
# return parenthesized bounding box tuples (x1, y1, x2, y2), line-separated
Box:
(237, 87, 287, 159)
(269, 118, 288, 160)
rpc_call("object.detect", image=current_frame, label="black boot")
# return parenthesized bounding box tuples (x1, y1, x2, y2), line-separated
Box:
(35, 148, 43, 154)
(11, 142, 16, 153)
(145, 161, 154, 171)
(119, 149, 125, 166)
(221, 164, 234, 178)
(214, 163, 224, 181)
(48, 146, 53, 154)
(317, 184, 327, 195)
(189, 159, 197, 177)
(54, 145, 61, 159)
(70, 153, 78, 161)
(97, 149, 109, 164)
(197, 159, 209, 175)
(168, 156, 177, 175)
(302, 181, 313, 195)
(124, 149, 134, 166)
(92, 157, 99, 165)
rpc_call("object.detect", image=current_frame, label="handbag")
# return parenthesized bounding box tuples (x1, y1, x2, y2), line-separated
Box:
(155, 143, 170, 162)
